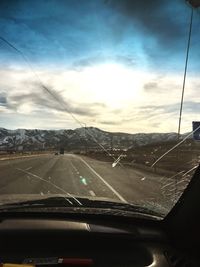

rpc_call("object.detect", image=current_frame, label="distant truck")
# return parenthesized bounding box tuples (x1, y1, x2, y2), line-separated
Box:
(59, 147, 64, 154)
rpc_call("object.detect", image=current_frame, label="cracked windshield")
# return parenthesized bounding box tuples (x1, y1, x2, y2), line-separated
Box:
(0, 0, 200, 218)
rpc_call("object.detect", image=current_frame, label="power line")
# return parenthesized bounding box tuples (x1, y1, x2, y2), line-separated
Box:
(177, 6, 194, 140)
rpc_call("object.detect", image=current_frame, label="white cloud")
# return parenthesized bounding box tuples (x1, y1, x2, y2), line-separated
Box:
(0, 65, 199, 133)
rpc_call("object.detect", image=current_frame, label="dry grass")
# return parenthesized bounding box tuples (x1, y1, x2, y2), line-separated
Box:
(82, 139, 200, 177)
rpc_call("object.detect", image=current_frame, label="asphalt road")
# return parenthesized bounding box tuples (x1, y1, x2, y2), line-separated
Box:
(0, 153, 177, 211)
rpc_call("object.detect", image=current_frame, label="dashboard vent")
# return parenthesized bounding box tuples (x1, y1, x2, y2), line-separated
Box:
(165, 250, 197, 267)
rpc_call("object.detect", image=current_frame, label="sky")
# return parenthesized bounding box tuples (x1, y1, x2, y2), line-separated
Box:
(0, 0, 200, 133)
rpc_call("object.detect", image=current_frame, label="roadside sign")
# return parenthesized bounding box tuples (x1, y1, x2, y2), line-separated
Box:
(192, 121, 200, 140)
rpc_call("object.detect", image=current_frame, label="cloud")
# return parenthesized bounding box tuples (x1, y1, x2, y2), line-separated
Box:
(4, 84, 103, 117)
(0, 94, 7, 106)
(0, 0, 120, 66)
(0, 60, 199, 133)
(71, 54, 136, 70)
(1, 0, 199, 74)
(0, 74, 109, 130)
(106, 0, 200, 71)
(137, 101, 200, 118)
(99, 120, 120, 126)
(0, 65, 109, 121)
(72, 55, 136, 67)
(107, 0, 187, 46)
(143, 82, 158, 91)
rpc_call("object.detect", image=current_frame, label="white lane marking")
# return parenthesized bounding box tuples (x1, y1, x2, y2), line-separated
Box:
(25, 166, 32, 171)
(15, 168, 82, 205)
(89, 190, 96, 197)
(77, 156, 127, 203)
(70, 160, 80, 175)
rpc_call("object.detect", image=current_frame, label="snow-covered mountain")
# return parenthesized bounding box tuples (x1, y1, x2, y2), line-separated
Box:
(0, 127, 182, 152)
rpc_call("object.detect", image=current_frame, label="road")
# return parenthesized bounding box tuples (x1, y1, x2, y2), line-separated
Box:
(0, 153, 176, 211)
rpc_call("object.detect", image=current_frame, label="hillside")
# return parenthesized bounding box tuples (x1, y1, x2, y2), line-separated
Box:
(0, 127, 183, 152)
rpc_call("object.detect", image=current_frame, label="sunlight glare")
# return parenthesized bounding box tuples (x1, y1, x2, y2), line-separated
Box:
(81, 63, 144, 108)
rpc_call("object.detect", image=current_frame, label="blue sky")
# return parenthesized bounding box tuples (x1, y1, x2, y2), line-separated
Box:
(0, 0, 200, 133)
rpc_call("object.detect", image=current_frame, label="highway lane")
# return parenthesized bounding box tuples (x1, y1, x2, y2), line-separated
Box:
(0, 153, 174, 210)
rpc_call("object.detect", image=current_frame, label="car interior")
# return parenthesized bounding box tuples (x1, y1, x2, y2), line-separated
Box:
(0, 166, 200, 267)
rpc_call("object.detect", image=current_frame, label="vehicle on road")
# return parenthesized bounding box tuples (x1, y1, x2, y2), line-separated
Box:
(59, 148, 64, 155)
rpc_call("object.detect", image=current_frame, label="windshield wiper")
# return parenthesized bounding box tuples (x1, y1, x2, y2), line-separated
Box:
(0, 196, 163, 219)
(0, 196, 75, 211)
(78, 198, 164, 218)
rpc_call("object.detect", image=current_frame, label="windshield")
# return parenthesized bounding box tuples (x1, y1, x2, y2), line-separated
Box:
(0, 0, 200, 219)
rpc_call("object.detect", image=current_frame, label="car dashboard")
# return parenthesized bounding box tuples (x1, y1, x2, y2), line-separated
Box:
(0, 215, 195, 267)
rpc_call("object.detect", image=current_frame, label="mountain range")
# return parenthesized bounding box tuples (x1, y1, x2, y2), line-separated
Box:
(0, 127, 184, 152)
